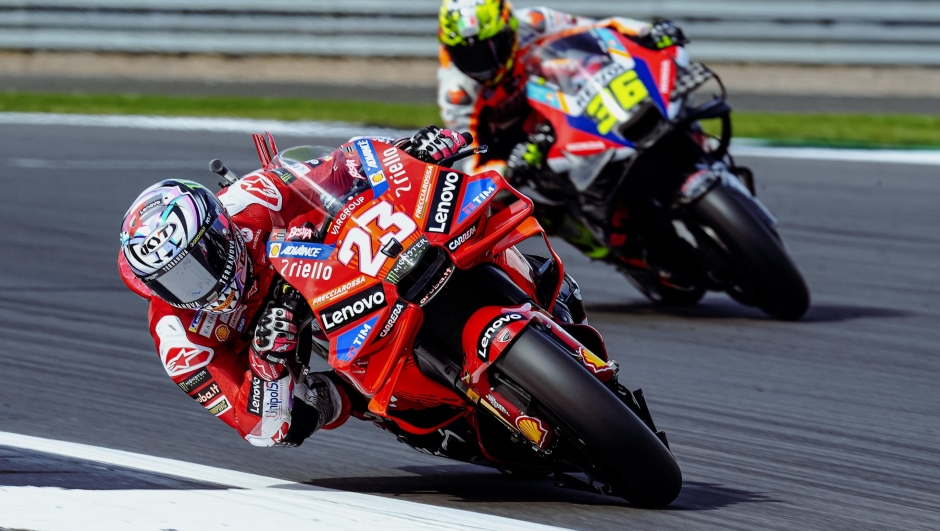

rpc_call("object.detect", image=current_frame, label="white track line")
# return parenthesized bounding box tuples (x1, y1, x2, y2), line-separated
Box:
(0, 431, 572, 531)
(0, 112, 413, 138)
(4, 112, 938, 165)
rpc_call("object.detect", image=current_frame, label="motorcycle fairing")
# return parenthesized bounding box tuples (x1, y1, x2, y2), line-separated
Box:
(526, 27, 680, 176)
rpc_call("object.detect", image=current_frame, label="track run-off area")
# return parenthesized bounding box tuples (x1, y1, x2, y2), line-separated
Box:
(0, 115, 938, 531)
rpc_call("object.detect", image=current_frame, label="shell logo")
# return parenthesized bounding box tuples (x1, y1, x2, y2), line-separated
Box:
(371, 171, 386, 184)
(579, 346, 610, 372)
(516, 416, 548, 446)
(269, 244, 281, 258)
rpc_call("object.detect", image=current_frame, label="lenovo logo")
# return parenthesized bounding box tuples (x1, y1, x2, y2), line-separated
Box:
(426, 171, 462, 234)
(319, 285, 388, 332)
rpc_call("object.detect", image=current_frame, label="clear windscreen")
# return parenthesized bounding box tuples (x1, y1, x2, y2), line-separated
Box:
(529, 30, 615, 96)
(262, 145, 368, 237)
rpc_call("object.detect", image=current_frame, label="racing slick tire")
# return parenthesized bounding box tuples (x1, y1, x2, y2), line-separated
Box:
(691, 184, 810, 320)
(494, 326, 682, 507)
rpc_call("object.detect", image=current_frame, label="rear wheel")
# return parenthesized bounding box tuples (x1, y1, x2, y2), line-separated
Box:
(691, 184, 810, 320)
(494, 326, 682, 507)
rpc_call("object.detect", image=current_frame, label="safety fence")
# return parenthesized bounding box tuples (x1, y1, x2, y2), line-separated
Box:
(1, 1, 939, 64)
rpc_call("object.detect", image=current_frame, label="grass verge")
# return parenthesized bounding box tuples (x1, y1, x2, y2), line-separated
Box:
(0, 92, 441, 129)
(2, 91, 939, 148)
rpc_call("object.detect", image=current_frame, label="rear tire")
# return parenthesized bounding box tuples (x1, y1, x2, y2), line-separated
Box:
(495, 327, 682, 507)
(691, 184, 810, 320)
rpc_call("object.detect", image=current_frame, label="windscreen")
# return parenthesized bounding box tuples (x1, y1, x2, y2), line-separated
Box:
(529, 30, 616, 96)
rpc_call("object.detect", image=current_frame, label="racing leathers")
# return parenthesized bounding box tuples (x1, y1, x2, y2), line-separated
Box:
(118, 129, 465, 448)
(439, 7, 657, 170)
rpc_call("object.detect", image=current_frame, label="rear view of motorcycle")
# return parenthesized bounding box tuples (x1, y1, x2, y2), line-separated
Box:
(520, 25, 810, 320)
(240, 135, 681, 506)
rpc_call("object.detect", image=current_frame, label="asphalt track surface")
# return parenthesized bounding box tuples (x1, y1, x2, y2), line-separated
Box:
(0, 123, 938, 530)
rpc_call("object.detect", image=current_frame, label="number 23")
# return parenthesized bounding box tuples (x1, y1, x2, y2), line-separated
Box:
(338, 201, 416, 276)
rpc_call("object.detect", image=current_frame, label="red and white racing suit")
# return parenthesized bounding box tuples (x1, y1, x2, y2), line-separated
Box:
(119, 148, 363, 447)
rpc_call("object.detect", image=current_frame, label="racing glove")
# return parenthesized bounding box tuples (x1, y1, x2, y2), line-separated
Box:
(506, 125, 554, 186)
(249, 302, 299, 380)
(401, 125, 469, 163)
(636, 19, 689, 50)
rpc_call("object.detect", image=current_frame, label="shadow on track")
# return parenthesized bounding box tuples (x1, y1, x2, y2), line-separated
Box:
(667, 481, 777, 511)
(585, 299, 909, 323)
(304, 465, 771, 511)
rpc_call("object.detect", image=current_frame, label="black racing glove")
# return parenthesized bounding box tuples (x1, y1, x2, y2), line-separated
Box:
(505, 125, 554, 186)
(399, 125, 469, 163)
(637, 19, 689, 50)
(250, 302, 299, 365)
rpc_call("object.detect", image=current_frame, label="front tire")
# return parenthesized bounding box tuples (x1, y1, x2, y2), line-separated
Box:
(691, 184, 810, 320)
(495, 327, 682, 507)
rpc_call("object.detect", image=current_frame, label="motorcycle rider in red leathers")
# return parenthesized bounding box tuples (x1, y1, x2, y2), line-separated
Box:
(118, 127, 468, 447)
(438, 0, 689, 256)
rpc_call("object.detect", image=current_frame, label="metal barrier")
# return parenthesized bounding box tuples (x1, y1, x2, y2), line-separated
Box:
(1, 1, 939, 64)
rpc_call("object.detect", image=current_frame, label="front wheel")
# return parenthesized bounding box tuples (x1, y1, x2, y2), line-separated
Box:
(494, 327, 682, 507)
(690, 184, 810, 320)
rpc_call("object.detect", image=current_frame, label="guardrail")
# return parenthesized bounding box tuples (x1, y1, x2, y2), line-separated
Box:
(1, 1, 939, 65)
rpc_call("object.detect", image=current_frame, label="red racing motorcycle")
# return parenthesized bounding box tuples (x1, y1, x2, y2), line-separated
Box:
(225, 132, 681, 507)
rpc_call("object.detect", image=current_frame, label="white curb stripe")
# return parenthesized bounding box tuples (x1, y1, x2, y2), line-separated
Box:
(731, 143, 940, 166)
(5, 111, 937, 166)
(0, 431, 572, 531)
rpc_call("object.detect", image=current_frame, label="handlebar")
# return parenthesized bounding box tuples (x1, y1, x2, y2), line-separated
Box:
(438, 132, 487, 169)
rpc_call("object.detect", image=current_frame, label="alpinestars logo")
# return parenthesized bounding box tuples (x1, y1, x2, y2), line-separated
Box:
(318, 284, 388, 333)
(477, 313, 525, 360)
(239, 175, 282, 210)
(425, 171, 462, 234)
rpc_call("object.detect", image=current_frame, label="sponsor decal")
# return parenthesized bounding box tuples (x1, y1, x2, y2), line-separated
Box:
(425, 171, 463, 234)
(163, 346, 214, 376)
(476, 313, 525, 360)
(207, 396, 231, 416)
(267, 241, 334, 260)
(278, 259, 333, 281)
(239, 227, 255, 244)
(138, 198, 163, 218)
(414, 165, 437, 223)
(264, 378, 289, 418)
(139, 222, 178, 255)
(215, 325, 230, 341)
(157, 316, 215, 377)
(381, 146, 413, 198)
(288, 226, 314, 241)
(329, 196, 365, 236)
(310, 276, 366, 307)
(193, 382, 222, 404)
(564, 140, 607, 154)
(237, 315, 247, 332)
(247, 376, 263, 416)
(188, 311, 205, 333)
(378, 300, 407, 338)
(457, 177, 495, 224)
(239, 174, 283, 210)
(419, 265, 454, 305)
(318, 284, 387, 333)
(198, 312, 218, 338)
(385, 235, 429, 284)
(516, 415, 549, 446)
(354, 139, 389, 197)
(573, 62, 627, 110)
(270, 229, 287, 242)
(177, 368, 211, 393)
(659, 59, 672, 95)
(271, 167, 295, 185)
(447, 224, 477, 251)
(578, 346, 611, 373)
(486, 394, 509, 416)
(335, 315, 379, 361)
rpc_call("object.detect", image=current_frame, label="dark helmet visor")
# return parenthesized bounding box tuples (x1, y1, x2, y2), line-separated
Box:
(446, 27, 516, 82)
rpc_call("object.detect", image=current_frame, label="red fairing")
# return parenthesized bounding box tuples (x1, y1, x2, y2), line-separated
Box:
(132, 147, 362, 447)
